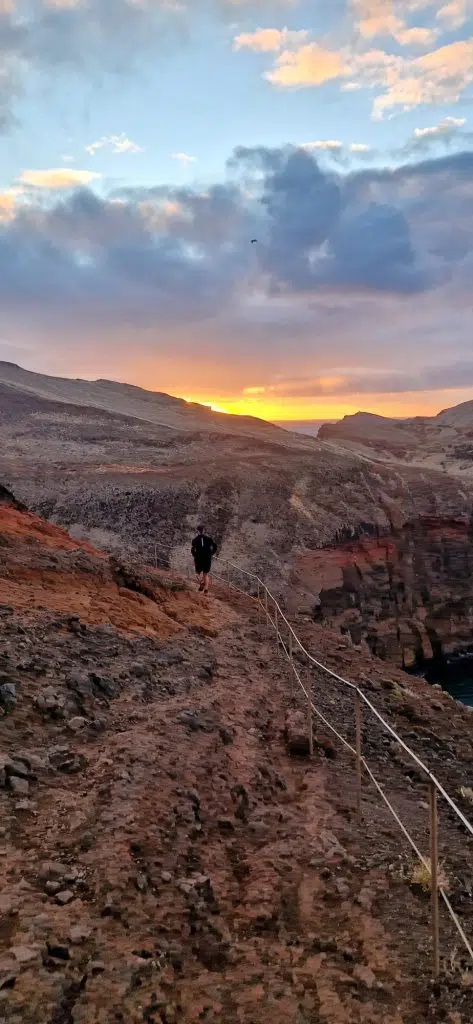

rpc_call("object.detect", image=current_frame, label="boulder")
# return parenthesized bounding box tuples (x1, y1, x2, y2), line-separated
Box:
(9, 777, 29, 797)
(284, 710, 311, 757)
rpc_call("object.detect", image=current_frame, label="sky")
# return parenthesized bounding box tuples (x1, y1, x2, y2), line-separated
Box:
(2, 1, 473, 423)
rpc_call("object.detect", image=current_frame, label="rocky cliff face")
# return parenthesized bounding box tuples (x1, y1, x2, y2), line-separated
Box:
(288, 515, 473, 668)
(4, 367, 473, 682)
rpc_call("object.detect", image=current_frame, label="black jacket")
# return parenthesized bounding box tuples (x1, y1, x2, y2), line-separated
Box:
(191, 534, 217, 561)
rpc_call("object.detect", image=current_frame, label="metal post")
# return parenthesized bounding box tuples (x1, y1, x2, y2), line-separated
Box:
(264, 589, 269, 629)
(355, 693, 362, 825)
(275, 604, 279, 654)
(257, 581, 261, 622)
(430, 782, 440, 981)
(307, 677, 313, 757)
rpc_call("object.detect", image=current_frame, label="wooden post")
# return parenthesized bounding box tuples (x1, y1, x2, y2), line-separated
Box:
(289, 632, 294, 700)
(307, 676, 313, 757)
(355, 693, 362, 825)
(430, 782, 440, 981)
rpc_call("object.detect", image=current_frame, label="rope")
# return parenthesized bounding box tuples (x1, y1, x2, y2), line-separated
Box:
(228, 561, 473, 842)
(137, 548, 473, 966)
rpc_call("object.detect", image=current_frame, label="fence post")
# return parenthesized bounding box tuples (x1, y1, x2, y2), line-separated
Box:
(307, 676, 313, 756)
(430, 782, 440, 981)
(355, 692, 362, 825)
(289, 632, 294, 700)
(275, 604, 279, 654)
(264, 589, 269, 630)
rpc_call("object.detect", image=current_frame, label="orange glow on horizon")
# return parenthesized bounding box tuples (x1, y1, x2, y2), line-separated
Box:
(180, 390, 468, 422)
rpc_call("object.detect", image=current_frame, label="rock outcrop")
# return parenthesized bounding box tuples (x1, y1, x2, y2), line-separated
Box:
(4, 364, 473, 693)
(288, 515, 473, 668)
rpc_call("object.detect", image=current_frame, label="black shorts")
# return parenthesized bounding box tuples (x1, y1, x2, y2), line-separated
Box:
(194, 558, 211, 575)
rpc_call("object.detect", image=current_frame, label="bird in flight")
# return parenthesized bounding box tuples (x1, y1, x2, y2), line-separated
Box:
(251, 239, 258, 244)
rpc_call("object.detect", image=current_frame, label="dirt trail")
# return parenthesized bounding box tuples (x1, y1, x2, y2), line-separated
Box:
(2, 603, 457, 1024)
(1, 494, 472, 1022)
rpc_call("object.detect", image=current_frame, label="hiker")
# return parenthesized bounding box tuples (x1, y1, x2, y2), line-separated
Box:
(191, 525, 217, 594)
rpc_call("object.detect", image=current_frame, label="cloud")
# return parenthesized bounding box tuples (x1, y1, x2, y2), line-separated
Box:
(234, 10, 473, 117)
(266, 360, 473, 397)
(171, 152, 197, 164)
(436, 0, 473, 29)
(300, 140, 373, 163)
(275, 36, 473, 117)
(17, 168, 102, 189)
(400, 116, 472, 156)
(86, 134, 144, 156)
(0, 0, 302, 130)
(370, 39, 473, 117)
(351, 0, 439, 46)
(0, 187, 21, 221)
(233, 27, 308, 53)
(415, 116, 466, 139)
(1, 0, 277, 129)
(300, 140, 343, 152)
(264, 42, 347, 88)
(1, 144, 473, 367)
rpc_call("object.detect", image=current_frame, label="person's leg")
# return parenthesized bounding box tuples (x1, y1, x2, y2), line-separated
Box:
(202, 571, 209, 594)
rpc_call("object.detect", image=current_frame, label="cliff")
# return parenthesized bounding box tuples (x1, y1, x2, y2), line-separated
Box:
(287, 515, 473, 668)
(4, 364, 473, 698)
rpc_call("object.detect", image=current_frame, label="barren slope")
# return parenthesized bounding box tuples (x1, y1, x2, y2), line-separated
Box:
(1, 490, 473, 1022)
(4, 366, 473, 679)
(0, 362, 312, 447)
(318, 403, 473, 477)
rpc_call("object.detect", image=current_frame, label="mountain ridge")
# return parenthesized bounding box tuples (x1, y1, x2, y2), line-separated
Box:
(0, 361, 314, 448)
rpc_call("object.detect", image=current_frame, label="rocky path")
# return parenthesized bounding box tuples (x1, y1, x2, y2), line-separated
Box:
(2, 590, 469, 1024)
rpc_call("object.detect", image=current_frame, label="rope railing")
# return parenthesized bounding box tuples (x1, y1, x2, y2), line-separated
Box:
(221, 559, 473, 977)
(138, 547, 473, 975)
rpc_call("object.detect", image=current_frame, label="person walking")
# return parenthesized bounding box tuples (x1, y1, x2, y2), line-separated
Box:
(191, 525, 217, 594)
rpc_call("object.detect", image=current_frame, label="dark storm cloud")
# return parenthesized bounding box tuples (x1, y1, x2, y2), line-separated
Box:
(2, 144, 473, 332)
(231, 144, 426, 294)
(233, 146, 342, 292)
(327, 203, 425, 293)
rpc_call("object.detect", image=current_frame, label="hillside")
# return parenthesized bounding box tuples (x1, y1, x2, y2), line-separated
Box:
(2, 490, 473, 1022)
(318, 402, 473, 476)
(0, 362, 313, 448)
(3, 365, 473, 677)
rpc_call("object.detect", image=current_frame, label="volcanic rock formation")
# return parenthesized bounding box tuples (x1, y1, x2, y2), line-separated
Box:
(3, 362, 473, 674)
